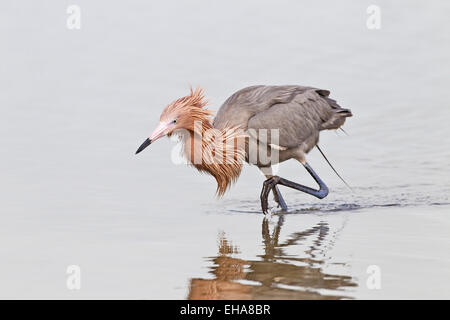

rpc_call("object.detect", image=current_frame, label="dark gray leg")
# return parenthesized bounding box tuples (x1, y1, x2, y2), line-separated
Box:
(258, 167, 288, 211)
(272, 186, 288, 211)
(260, 162, 329, 214)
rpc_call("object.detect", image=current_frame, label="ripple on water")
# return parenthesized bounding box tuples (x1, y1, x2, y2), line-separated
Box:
(216, 183, 450, 215)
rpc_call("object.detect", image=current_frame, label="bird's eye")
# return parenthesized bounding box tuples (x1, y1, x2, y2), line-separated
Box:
(172, 119, 177, 124)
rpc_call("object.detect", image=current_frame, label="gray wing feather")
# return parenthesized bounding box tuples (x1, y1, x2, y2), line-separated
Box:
(213, 85, 351, 149)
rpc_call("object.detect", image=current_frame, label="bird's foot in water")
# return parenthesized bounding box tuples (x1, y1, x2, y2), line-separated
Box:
(272, 185, 288, 212)
(261, 176, 284, 214)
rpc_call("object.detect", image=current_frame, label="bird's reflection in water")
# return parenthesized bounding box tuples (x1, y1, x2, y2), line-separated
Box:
(188, 215, 356, 299)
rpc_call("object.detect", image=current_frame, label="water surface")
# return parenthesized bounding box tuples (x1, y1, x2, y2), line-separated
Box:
(0, 0, 449, 299)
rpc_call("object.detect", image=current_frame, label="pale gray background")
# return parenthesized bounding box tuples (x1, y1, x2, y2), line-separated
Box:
(0, 0, 449, 299)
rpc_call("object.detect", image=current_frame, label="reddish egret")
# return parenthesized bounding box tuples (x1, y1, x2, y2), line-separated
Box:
(136, 86, 352, 213)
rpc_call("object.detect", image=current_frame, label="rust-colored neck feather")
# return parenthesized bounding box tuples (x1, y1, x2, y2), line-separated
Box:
(169, 88, 246, 196)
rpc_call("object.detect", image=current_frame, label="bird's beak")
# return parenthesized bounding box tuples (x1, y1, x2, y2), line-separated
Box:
(135, 138, 151, 154)
(135, 122, 171, 155)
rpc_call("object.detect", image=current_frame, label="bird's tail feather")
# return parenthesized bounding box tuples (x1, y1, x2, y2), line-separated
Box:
(316, 144, 353, 191)
(339, 127, 349, 135)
